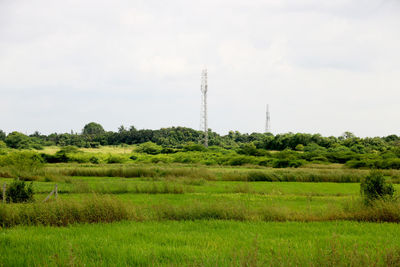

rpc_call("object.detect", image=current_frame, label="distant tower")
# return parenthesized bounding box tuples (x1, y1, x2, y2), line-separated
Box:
(265, 104, 271, 133)
(200, 69, 208, 147)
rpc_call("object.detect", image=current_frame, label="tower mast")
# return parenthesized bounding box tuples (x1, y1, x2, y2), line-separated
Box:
(200, 69, 208, 147)
(265, 104, 270, 133)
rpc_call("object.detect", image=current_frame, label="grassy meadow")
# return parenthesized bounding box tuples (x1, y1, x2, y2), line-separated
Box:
(2, 221, 400, 266)
(1, 146, 400, 266)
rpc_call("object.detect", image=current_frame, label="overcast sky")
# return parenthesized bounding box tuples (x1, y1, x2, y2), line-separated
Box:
(0, 0, 399, 137)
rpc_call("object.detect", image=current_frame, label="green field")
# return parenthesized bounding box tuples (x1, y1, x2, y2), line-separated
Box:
(2, 221, 400, 266)
(1, 152, 400, 266)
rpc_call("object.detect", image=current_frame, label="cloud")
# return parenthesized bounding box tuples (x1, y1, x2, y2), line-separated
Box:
(0, 0, 399, 137)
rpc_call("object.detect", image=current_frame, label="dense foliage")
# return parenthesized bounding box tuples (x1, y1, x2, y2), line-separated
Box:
(0, 123, 398, 169)
(5, 179, 34, 203)
(360, 171, 395, 204)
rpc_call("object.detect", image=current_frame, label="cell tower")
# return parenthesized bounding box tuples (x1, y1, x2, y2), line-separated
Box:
(200, 69, 208, 147)
(265, 104, 271, 133)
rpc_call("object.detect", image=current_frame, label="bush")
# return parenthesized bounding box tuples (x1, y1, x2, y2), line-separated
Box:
(106, 155, 126, 164)
(272, 159, 305, 168)
(360, 171, 395, 205)
(0, 151, 44, 180)
(247, 171, 274, 182)
(5, 179, 34, 203)
(59, 146, 80, 154)
(136, 142, 162, 155)
(183, 143, 206, 152)
(4, 132, 32, 149)
(89, 156, 100, 164)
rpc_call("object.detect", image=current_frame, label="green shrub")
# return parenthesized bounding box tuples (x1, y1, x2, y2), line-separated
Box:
(41, 152, 69, 163)
(247, 171, 274, 182)
(360, 171, 395, 205)
(272, 159, 304, 168)
(4, 132, 32, 149)
(228, 156, 254, 166)
(161, 147, 178, 154)
(135, 142, 162, 155)
(183, 142, 206, 152)
(59, 145, 80, 154)
(0, 151, 44, 180)
(106, 155, 126, 164)
(89, 156, 100, 164)
(5, 179, 34, 203)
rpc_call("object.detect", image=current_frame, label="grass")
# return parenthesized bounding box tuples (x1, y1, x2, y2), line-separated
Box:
(1, 153, 400, 265)
(2, 192, 400, 227)
(1, 221, 400, 266)
(39, 164, 400, 183)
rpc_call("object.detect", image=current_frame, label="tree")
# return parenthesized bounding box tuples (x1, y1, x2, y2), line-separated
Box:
(82, 122, 105, 136)
(360, 171, 395, 205)
(0, 130, 6, 141)
(135, 142, 162, 155)
(5, 132, 32, 149)
(5, 179, 34, 203)
(341, 131, 355, 140)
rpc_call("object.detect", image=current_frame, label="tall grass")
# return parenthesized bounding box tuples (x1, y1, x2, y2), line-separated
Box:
(2, 197, 400, 228)
(0, 195, 129, 227)
(47, 166, 216, 180)
(69, 181, 188, 194)
(44, 165, 391, 183)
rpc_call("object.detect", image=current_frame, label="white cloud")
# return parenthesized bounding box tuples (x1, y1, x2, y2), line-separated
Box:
(0, 0, 399, 136)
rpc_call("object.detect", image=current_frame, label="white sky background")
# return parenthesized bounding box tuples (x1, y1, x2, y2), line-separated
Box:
(0, 0, 399, 137)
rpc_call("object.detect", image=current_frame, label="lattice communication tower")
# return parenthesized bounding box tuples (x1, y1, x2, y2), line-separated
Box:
(200, 69, 208, 147)
(265, 104, 271, 133)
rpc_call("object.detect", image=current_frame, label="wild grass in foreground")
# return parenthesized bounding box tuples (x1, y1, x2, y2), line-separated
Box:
(2, 196, 400, 227)
(1, 220, 400, 266)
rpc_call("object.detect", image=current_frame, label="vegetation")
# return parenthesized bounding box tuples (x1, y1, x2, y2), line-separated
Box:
(0, 123, 399, 265)
(361, 171, 395, 204)
(4, 179, 34, 203)
(0, 124, 398, 170)
(2, 221, 400, 266)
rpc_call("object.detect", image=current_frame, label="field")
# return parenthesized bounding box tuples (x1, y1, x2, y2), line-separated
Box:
(2, 221, 400, 266)
(1, 147, 400, 266)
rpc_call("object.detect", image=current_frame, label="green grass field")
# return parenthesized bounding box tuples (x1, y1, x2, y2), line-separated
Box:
(2, 221, 400, 266)
(1, 155, 400, 266)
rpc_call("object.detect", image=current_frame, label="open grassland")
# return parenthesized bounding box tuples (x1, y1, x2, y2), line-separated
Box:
(2, 162, 400, 183)
(2, 177, 400, 227)
(1, 154, 400, 266)
(2, 221, 400, 266)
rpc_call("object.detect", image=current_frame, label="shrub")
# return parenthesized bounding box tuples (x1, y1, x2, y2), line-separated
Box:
(183, 142, 206, 152)
(89, 156, 100, 164)
(0, 151, 44, 180)
(247, 171, 274, 182)
(272, 159, 304, 168)
(135, 142, 162, 155)
(5, 179, 34, 203)
(59, 145, 80, 154)
(228, 156, 254, 166)
(360, 171, 395, 205)
(4, 132, 32, 149)
(161, 147, 178, 154)
(106, 155, 126, 164)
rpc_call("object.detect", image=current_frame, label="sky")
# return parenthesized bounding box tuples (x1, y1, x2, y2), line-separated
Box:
(0, 0, 399, 137)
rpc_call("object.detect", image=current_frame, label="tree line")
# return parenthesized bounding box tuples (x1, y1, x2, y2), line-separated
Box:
(0, 122, 399, 153)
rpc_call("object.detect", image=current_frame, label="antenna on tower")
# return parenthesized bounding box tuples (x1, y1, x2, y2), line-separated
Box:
(200, 69, 208, 147)
(265, 104, 271, 133)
